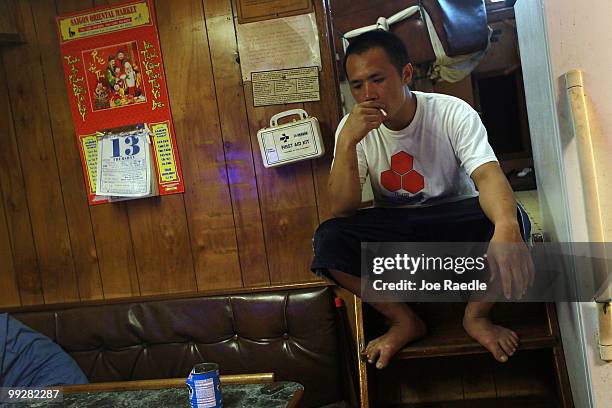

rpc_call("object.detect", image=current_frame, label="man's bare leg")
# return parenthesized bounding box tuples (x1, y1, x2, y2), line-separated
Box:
(328, 269, 426, 369)
(463, 301, 519, 363)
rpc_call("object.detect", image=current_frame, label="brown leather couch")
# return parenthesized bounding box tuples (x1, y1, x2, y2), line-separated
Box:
(7, 283, 345, 407)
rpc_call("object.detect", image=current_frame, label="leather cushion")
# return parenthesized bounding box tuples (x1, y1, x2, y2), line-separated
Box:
(11, 286, 341, 407)
(333, 0, 488, 66)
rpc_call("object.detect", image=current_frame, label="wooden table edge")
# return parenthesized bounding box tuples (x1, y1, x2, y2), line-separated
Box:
(61, 372, 275, 394)
(286, 387, 305, 408)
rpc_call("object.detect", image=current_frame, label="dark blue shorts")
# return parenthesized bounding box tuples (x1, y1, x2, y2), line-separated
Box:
(311, 197, 530, 279)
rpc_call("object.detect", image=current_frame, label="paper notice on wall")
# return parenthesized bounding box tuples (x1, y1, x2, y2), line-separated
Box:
(150, 121, 180, 185)
(236, 12, 321, 82)
(252, 66, 320, 106)
(96, 129, 151, 197)
(80, 134, 99, 195)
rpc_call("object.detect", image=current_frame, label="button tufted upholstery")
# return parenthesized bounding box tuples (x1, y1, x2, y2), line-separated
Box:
(9, 284, 343, 407)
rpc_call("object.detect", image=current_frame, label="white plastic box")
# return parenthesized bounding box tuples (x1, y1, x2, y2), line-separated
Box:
(257, 109, 325, 168)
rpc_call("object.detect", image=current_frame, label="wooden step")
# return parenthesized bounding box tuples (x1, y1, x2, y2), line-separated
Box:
(364, 303, 557, 360)
(395, 318, 555, 359)
(372, 349, 562, 407)
(388, 395, 558, 408)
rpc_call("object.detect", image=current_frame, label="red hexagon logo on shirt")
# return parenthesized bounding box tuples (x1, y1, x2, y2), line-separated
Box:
(402, 171, 425, 193)
(390, 151, 414, 175)
(380, 169, 402, 192)
(380, 151, 425, 194)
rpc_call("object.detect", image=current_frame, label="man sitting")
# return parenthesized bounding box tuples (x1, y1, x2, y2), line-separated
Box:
(311, 30, 533, 369)
(1, 313, 87, 387)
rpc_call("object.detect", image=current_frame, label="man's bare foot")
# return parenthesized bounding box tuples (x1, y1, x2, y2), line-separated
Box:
(463, 314, 519, 363)
(363, 313, 426, 369)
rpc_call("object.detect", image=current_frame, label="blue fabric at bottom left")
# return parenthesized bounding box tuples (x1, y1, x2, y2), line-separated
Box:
(0, 313, 88, 387)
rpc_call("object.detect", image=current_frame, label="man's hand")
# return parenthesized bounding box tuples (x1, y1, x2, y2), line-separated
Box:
(471, 162, 535, 300)
(338, 101, 386, 147)
(486, 223, 535, 300)
(328, 101, 384, 217)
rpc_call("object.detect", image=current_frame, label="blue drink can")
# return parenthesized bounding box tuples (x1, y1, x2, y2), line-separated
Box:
(186, 362, 223, 408)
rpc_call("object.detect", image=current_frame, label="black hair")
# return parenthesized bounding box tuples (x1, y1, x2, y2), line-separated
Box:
(343, 30, 410, 78)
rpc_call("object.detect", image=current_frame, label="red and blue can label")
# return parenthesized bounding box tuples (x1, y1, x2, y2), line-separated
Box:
(186, 362, 223, 408)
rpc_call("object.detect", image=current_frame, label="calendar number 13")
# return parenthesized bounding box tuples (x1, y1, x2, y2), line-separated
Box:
(111, 136, 141, 158)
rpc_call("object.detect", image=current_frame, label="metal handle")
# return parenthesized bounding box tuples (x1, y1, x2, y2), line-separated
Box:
(565, 70, 604, 242)
(564, 70, 611, 303)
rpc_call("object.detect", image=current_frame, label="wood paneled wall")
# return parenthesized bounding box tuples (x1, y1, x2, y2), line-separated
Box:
(0, 0, 340, 307)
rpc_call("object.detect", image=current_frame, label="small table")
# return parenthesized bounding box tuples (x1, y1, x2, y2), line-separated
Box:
(16, 378, 303, 408)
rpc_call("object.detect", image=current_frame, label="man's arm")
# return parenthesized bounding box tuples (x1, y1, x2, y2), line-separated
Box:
(471, 162, 520, 236)
(329, 101, 385, 217)
(329, 136, 363, 217)
(471, 162, 535, 299)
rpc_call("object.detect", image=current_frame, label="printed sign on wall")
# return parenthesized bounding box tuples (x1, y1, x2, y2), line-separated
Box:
(57, 0, 183, 205)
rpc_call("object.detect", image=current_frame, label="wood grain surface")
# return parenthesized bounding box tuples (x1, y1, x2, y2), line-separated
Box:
(3, 0, 79, 304)
(0, 179, 20, 307)
(0, 49, 43, 306)
(36, 0, 104, 301)
(0, 0, 337, 305)
(204, 0, 270, 287)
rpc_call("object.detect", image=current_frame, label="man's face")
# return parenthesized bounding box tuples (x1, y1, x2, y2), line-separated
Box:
(346, 47, 412, 117)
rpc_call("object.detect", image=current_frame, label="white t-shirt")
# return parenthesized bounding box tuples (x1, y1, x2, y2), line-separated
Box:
(334, 91, 498, 207)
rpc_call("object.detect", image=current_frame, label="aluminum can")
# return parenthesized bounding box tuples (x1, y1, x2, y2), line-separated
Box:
(186, 362, 223, 408)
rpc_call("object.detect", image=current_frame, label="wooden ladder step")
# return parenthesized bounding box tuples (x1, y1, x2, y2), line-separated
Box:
(395, 320, 556, 359)
(363, 303, 558, 360)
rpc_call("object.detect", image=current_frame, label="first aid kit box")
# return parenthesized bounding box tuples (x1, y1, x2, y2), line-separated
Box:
(257, 109, 325, 168)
